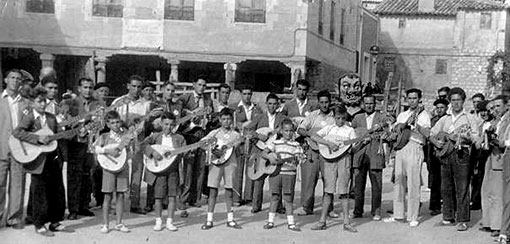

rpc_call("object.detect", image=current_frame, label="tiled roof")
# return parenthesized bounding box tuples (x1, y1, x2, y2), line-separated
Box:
(374, 0, 506, 16)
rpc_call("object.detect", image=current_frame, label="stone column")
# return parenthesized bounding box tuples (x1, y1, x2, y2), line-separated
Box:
(95, 56, 108, 83)
(285, 61, 306, 91)
(40, 53, 56, 68)
(224, 62, 237, 89)
(168, 60, 180, 82)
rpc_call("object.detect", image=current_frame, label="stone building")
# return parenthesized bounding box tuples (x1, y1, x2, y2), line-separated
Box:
(374, 0, 508, 104)
(0, 0, 377, 96)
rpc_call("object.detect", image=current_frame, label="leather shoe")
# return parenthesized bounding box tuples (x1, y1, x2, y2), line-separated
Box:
(9, 223, 24, 229)
(351, 213, 363, 219)
(457, 223, 469, 231)
(311, 222, 327, 231)
(78, 209, 95, 217)
(277, 208, 286, 215)
(201, 221, 213, 230)
(226, 221, 242, 229)
(49, 223, 75, 233)
(251, 208, 262, 214)
(35, 226, 54, 237)
(479, 227, 492, 232)
(295, 208, 313, 216)
(430, 210, 441, 216)
(144, 206, 154, 213)
(130, 208, 147, 215)
(67, 213, 78, 220)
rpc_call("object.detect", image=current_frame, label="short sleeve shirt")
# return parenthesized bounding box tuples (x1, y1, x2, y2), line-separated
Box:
(266, 135, 303, 174)
(317, 124, 356, 140)
(299, 109, 335, 133)
(396, 109, 431, 144)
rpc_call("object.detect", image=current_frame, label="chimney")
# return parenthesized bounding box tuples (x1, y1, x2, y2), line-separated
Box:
(418, 0, 435, 12)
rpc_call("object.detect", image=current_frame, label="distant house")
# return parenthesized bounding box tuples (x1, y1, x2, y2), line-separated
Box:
(374, 0, 508, 102)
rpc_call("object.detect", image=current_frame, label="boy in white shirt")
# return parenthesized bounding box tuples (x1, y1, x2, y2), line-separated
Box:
(310, 105, 357, 232)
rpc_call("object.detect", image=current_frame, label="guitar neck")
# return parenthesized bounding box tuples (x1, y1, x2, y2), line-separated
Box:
(48, 128, 80, 141)
(170, 142, 205, 155)
(60, 113, 91, 126)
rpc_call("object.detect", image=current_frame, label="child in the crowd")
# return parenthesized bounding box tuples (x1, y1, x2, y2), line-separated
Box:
(142, 112, 185, 231)
(13, 87, 72, 237)
(200, 108, 242, 230)
(310, 105, 358, 233)
(93, 110, 130, 234)
(261, 119, 304, 232)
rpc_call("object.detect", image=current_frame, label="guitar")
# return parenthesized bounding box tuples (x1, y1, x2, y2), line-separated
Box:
(431, 125, 471, 158)
(254, 127, 274, 150)
(247, 151, 305, 180)
(152, 107, 211, 133)
(96, 123, 144, 173)
(9, 122, 100, 164)
(183, 106, 213, 133)
(209, 136, 246, 166)
(144, 138, 216, 173)
(391, 105, 425, 151)
(59, 97, 130, 127)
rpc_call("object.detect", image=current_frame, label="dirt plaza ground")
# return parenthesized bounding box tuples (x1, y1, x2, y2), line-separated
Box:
(0, 167, 497, 244)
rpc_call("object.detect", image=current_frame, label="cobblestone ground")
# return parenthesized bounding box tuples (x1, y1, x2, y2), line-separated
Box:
(0, 167, 496, 244)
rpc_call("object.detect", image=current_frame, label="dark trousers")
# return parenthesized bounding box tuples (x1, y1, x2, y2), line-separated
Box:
(501, 151, 510, 236)
(470, 149, 488, 209)
(67, 142, 93, 214)
(182, 129, 208, 205)
(91, 162, 103, 207)
(31, 153, 66, 229)
(427, 155, 442, 211)
(233, 146, 246, 203)
(440, 148, 471, 223)
(300, 149, 323, 213)
(353, 160, 383, 216)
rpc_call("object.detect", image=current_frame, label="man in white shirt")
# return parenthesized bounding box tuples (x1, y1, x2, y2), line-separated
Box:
(385, 88, 431, 228)
(430, 87, 479, 232)
(0, 69, 30, 229)
(112, 75, 152, 214)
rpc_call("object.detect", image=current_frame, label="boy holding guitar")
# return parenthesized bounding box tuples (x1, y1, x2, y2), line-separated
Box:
(92, 111, 130, 234)
(142, 112, 186, 232)
(200, 108, 243, 230)
(12, 87, 73, 236)
(309, 105, 357, 232)
(260, 119, 304, 232)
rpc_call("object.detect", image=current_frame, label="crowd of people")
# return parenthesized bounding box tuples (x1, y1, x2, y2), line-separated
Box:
(0, 67, 510, 244)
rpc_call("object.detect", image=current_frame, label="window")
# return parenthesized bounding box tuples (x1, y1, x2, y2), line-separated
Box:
(398, 18, 406, 28)
(318, 0, 324, 35)
(480, 12, 492, 29)
(93, 0, 123, 18)
(435, 59, 448, 74)
(235, 0, 266, 23)
(329, 1, 336, 41)
(26, 0, 54, 13)
(165, 0, 194, 20)
(339, 8, 345, 45)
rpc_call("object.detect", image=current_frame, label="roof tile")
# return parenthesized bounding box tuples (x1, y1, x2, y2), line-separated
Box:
(374, 0, 506, 16)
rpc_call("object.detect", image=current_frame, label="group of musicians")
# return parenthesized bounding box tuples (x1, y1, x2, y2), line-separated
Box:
(1, 67, 510, 243)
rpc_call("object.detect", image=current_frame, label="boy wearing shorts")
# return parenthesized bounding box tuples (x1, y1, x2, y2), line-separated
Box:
(200, 108, 242, 230)
(93, 111, 130, 234)
(310, 105, 358, 232)
(261, 119, 303, 232)
(142, 112, 185, 231)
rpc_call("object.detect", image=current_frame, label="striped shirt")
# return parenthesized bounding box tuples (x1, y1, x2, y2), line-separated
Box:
(266, 136, 303, 175)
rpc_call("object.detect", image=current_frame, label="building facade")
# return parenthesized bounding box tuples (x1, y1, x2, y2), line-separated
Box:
(0, 0, 376, 96)
(374, 0, 508, 104)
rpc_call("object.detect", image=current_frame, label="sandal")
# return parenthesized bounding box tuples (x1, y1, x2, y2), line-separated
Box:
(263, 222, 275, 230)
(311, 222, 327, 231)
(201, 221, 213, 230)
(288, 224, 301, 232)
